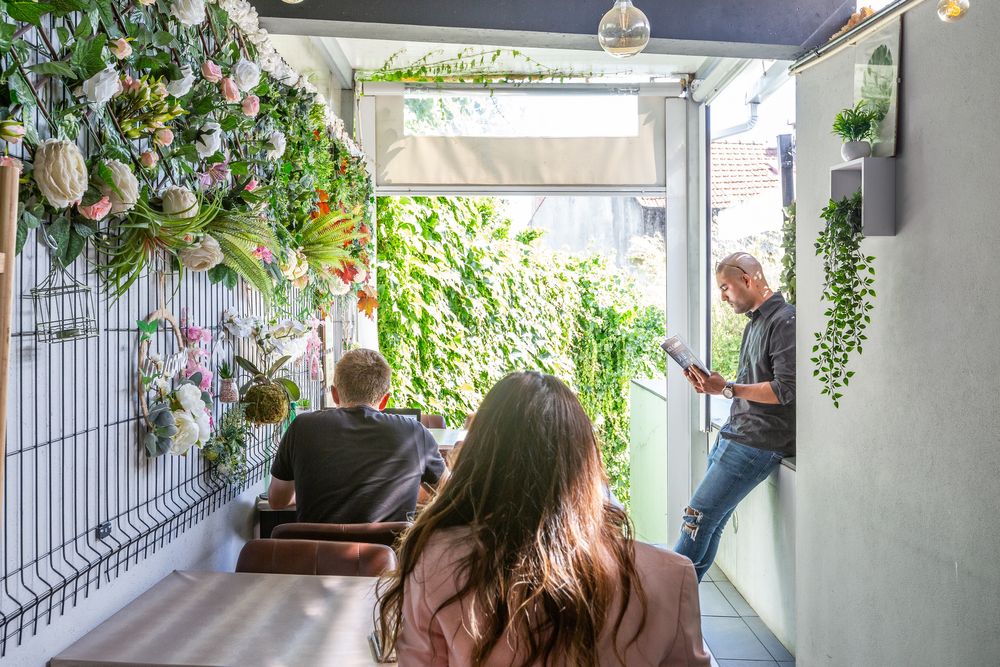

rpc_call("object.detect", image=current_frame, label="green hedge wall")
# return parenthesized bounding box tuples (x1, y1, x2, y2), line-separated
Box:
(376, 195, 665, 502)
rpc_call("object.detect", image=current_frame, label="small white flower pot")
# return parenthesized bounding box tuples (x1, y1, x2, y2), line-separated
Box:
(841, 140, 872, 161)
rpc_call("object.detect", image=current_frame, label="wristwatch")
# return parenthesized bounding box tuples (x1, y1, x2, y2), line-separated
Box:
(722, 382, 736, 399)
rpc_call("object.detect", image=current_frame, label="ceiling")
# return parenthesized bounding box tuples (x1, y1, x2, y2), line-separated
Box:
(252, 0, 854, 61)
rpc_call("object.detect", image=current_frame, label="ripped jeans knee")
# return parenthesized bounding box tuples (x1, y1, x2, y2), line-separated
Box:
(681, 505, 703, 541)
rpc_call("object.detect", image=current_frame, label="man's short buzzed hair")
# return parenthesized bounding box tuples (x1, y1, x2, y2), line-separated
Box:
(334, 348, 391, 406)
(716, 252, 767, 284)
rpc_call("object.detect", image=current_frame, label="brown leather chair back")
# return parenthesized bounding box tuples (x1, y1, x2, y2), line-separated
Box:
(271, 521, 410, 548)
(420, 413, 446, 429)
(235, 539, 397, 576)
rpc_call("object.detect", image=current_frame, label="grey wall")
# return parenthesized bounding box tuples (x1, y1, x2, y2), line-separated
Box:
(795, 4, 1000, 665)
(3, 490, 256, 667)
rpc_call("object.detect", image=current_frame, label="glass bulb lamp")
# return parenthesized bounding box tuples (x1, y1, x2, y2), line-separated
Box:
(937, 0, 969, 21)
(598, 0, 651, 58)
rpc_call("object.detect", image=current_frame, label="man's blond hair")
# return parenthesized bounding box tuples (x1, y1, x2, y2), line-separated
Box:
(334, 348, 391, 406)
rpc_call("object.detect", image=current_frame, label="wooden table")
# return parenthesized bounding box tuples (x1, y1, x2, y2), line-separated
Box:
(51, 570, 382, 666)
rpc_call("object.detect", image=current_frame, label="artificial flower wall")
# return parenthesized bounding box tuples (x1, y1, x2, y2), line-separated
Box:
(0, 0, 376, 316)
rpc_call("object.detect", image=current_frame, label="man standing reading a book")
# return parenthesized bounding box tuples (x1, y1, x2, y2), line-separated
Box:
(675, 252, 795, 581)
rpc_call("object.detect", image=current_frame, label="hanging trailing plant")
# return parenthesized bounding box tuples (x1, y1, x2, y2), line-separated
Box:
(780, 201, 796, 304)
(811, 191, 875, 408)
(362, 47, 586, 86)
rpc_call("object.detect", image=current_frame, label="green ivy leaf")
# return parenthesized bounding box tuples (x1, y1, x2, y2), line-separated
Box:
(28, 60, 78, 80)
(6, 2, 55, 27)
(46, 217, 71, 262)
(70, 33, 107, 79)
(60, 224, 88, 267)
(0, 21, 16, 55)
(73, 13, 92, 40)
(152, 30, 174, 47)
(8, 69, 36, 116)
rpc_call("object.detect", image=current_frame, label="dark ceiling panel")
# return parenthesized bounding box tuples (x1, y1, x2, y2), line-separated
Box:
(251, 0, 854, 52)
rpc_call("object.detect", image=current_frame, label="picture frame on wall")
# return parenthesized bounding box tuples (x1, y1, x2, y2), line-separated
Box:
(854, 17, 901, 157)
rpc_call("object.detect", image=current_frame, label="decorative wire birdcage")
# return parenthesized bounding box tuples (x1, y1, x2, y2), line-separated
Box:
(27, 232, 99, 343)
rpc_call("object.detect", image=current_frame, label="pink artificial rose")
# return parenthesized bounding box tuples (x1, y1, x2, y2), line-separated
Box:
(241, 94, 260, 117)
(0, 120, 26, 144)
(121, 75, 141, 94)
(219, 77, 239, 103)
(110, 38, 132, 59)
(252, 246, 274, 264)
(201, 60, 222, 83)
(140, 150, 159, 168)
(78, 196, 112, 220)
(244, 177, 258, 191)
(153, 127, 174, 147)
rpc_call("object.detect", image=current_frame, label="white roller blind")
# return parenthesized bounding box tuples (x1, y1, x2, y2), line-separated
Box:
(369, 86, 669, 193)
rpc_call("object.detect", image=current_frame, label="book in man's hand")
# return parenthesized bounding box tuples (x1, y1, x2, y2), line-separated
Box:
(661, 336, 710, 375)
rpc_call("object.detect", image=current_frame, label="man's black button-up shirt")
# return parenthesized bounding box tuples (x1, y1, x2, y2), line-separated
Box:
(720, 292, 796, 456)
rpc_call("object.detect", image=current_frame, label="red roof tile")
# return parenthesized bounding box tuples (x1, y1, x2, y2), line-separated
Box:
(637, 140, 780, 210)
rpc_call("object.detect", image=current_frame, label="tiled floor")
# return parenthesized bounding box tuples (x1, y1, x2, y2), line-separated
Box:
(701, 564, 795, 667)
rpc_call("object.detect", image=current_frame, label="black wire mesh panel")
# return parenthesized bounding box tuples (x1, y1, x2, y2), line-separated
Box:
(0, 12, 353, 655)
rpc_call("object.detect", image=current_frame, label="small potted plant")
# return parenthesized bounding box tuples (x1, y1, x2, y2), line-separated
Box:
(235, 354, 301, 424)
(295, 397, 312, 413)
(218, 361, 238, 404)
(832, 101, 882, 161)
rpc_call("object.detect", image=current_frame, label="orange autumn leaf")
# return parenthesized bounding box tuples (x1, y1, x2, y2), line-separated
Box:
(358, 285, 378, 318)
(316, 189, 329, 203)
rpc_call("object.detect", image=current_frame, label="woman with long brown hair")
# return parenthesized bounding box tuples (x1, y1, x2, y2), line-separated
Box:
(377, 371, 709, 666)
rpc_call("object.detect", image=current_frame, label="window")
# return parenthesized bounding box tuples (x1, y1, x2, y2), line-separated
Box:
(404, 92, 639, 138)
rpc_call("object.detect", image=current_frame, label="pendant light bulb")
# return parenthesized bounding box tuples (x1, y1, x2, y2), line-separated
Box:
(598, 0, 651, 58)
(937, 0, 969, 22)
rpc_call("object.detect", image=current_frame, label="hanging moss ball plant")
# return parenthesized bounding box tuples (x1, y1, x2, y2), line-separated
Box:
(234, 354, 301, 425)
(244, 381, 290, 424)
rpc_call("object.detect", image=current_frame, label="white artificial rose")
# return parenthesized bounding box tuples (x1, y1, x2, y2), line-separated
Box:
(232, 58, 260, 92)
(165, 65, 195, 97)
(170, 0, 206, 26)
(274, 62, 297, 85)
(246, 29, 269, 46)
(195, 409, 211, 442)
(81, 66, 121, 105)
(195, 121, 223, 158)
(178, 235, 224, 271)
(328, 276, 352, 296)
(265, 131, 286, 160)
(33, 139, 88, 209)
(98, 159, 139, 214)
(161, 185, 199, 218)
(176, 382, 205, 413)
(222, 0, 259, 33)
(170, 410, 200, 454)
(258, 51, 282, 76)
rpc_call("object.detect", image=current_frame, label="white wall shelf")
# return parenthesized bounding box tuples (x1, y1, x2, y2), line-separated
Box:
(830, 157, 896, 236)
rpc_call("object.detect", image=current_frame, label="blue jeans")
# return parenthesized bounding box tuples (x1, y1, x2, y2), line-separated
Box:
(674, 435, 783, 581)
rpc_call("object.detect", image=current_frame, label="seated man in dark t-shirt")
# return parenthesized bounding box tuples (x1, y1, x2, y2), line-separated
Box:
(267, 348, 447, 524)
